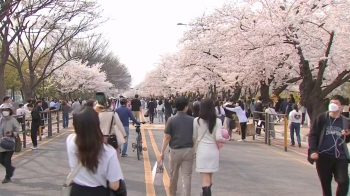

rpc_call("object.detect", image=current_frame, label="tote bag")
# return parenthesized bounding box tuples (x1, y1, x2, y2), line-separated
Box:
(61, 163, 82, 196)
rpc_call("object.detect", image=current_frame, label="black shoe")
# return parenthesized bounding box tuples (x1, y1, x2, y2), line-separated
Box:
(202, 186, 211, 196)
(298, 143, 301, 148)
(2, 178, 11, 184)
(121, 154, 128, 157)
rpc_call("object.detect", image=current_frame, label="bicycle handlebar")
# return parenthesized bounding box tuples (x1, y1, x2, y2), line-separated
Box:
(132, 122, 146, 127)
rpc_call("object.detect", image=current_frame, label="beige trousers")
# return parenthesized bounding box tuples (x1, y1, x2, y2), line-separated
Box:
(169, 147, 194, 196)
(131, 111, 140, 121)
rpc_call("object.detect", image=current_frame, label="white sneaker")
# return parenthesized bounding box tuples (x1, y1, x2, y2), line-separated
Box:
(237, 139, 245, 142)
(31, 147, 38, 150)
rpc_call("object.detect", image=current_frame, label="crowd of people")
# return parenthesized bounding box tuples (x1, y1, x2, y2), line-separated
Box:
(0, 93, 349, 196)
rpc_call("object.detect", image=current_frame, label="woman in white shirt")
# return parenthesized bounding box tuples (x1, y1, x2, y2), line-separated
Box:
(224, 100, 248, 142)
(66, 107, 123, 196)
(193, 99, 225, 196)
(288, 104, 302, 147)
(156, 100, 165, 123)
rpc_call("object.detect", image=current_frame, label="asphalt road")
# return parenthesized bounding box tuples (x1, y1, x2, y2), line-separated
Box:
(0, 123, 339, 196)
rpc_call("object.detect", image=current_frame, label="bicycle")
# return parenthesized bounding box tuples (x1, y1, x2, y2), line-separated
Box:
(25, 120, 31, 136)
(131, 122, 147, 160)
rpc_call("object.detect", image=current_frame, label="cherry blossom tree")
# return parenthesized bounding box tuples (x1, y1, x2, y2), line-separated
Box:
(247, 0, 350, 119)
(52, 61, 113, 97)
(138, 0, 350, 120)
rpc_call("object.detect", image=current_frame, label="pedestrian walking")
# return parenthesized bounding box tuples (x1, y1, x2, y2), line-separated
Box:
(193, 98, 225, 196)
(0, 103, 21, 183)
(308, 95, 350, 196)
(160, 97, 194, 196)
(66, 107, 123, 196)
(115, 98, 140, 157)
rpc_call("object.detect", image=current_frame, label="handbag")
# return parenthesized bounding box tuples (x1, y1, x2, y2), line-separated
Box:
(144, 110, 149, 117)
(115, 126, 126, 145)
(61, 163, 82, 196)
(108, 179, 127, 196)
(107, 114, 119, 149)
(14, 135, 22, 152)
(0, 137, 15, 150)
(194, 121, 208, 154)
(214, 125, 224, 149)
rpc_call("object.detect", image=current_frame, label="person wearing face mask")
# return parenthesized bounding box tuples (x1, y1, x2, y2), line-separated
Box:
(308, 95, 350, 196)
(0, 103, 21, 183)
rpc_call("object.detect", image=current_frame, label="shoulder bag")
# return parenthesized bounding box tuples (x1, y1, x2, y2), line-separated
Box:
(214, 126, 224, 149)
(194, 120, 208, 154)
(14, 135, 22, 152)
(61, 163, 82, 196)
(107, 113, 118, 149)
(0, 137, 15, 150)
(108, 179, 127, 196)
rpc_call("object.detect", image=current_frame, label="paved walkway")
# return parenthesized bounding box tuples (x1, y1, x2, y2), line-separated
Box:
(0, 124, 339, 196)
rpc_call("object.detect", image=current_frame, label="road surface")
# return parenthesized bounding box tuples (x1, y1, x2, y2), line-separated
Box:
(0, 123, 339, 196)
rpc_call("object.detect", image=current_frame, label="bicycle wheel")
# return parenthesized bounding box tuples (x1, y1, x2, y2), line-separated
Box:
(137, 134, 141, 160)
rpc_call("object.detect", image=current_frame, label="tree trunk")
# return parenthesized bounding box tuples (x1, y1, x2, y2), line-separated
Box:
(299, 79, 326, 123)
(232, 86, 241, 103)
(273, 85, 288, 97)
(260, 81, 271, 103)
(22, 88, 33, 102)
(0, 65, 5, 99)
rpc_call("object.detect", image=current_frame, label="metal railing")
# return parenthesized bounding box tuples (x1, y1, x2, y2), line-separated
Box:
(252, 111, 289, 152)
(13, 109, 71, 149)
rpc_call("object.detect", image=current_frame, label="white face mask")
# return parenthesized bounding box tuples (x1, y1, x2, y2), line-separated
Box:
(2, 111, 10, 117)
(328, 103, 339, 112)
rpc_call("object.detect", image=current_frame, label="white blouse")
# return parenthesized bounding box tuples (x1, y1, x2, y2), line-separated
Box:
(66, 134, 123, 187)
(193, 118, 225, 144)
(225, 106, 248, 123)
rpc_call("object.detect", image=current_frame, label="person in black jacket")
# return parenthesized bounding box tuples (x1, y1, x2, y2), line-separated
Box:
(147, 98, 156, 124)
(27, 104, 41, 150)
(308, 95, 350, 196)
(164, 99, 173, 124)
(224, 97, 235, 140)
(253, 96, 264, 136)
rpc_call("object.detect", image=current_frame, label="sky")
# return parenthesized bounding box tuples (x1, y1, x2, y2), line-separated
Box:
(98, 0, 227, 87)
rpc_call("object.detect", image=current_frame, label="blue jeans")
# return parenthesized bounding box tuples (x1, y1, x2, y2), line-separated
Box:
(62, 113, 69, 128)
(290, 122, 301, 145)
(122, 126, 130, 154)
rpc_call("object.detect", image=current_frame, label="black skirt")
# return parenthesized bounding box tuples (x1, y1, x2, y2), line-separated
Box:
(70, 183, 109, 196)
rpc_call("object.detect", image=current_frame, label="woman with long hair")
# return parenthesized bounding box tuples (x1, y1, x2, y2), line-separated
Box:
(223, 100, 248, 142)
(192, 104, 200, 118)
(215, 100, 225, 125)
(67, 107, 123, 196)
(193, 98, 225, 196)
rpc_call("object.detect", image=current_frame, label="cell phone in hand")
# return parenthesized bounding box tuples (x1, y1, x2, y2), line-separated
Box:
(96, 92, 107, 106)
